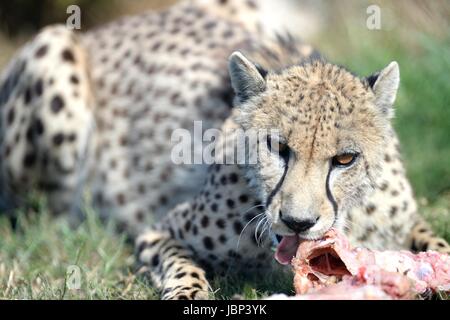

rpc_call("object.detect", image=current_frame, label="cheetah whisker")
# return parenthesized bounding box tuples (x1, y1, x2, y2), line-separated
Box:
(241, 204, 266, 215)
(258, 218, 271, 246)
(257, 217, 272, 247)
(340, 217, 362, 234)
(254, 215, 266, 246)
(236, 211, 266, 252)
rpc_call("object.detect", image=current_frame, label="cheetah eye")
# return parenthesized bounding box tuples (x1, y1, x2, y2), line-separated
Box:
(332, 152, 359, 167)
(267, 136, 290, 161)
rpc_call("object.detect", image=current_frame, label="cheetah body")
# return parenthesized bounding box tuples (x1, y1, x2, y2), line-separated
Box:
(0, 0, 448, 299)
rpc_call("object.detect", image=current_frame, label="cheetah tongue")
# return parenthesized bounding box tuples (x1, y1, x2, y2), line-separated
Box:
(275, 235, 301, 265)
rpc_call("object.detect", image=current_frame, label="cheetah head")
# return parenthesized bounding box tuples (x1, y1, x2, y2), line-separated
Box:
(228, 51, 400, 264)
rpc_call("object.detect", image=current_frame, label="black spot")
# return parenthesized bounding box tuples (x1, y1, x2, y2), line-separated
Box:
(24, 87, 32, 105)
(200, 216, 209, 228)
(184, 220, 191, 232)
(190, 290, 199, 299)
(62, 48, 75, 63)
(167, 43, 177, 52)
(220, 175, 228, 185)
(117, 193, 126, 206)
(244, 212, 255, 222)
(203, 236, 214, 250)
(216, 219, 225, 229)
(52, 133, 64, 146)
(159, 195, 168, 205)
(233, 221, 243, 235)
(222, 29, 234, 38)
(26, 126, 33, 143)
(177, 295, 188, 300)
(151, 254, 160, 267)
(7, 108, 15, 125)
(229, 173, 238, 183)
(210, 203, 218, 212)
(51, 95, 65, 113)
(35, 79, 43, 96)
(151, 41, 162, 51)
(148, 238, 162, 247)
(23, 153, 36, 167)
(35, 44, 48, 58)
(134, 210, 144, 222)
(165, 261, 175, 272)
(379, 182, 388, 191)
(191, 272, 200, 279)
(137, 240, 149, 253)
(239, 194, 249, 203)
(203, 21, 217, 30)
(390, 206, 398, 217)
(175, 272, 187, 279)
(208, 254, 217, 261)
(218, 234, 227, 243)
(70, 74, 79, 85)
(437, 241, 447, 248)
(4, 145, 11, 158)
(365, 204, 376, 215)
(226, 199, 235, 209)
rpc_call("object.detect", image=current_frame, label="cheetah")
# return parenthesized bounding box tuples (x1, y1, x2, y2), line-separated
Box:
(0, 0, 449, 300)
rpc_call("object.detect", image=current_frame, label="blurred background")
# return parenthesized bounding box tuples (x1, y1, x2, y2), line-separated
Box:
(1, 0, 449, 201)
(0, 0, 449, 299)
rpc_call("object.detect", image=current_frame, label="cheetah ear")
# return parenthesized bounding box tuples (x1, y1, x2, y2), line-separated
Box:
(228, 51, 266, 104)
(367, 61, 400, 115)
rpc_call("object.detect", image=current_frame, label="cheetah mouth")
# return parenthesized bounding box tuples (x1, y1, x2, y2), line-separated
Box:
(274, 235, 301, 265)
(274, 233, 348, 268)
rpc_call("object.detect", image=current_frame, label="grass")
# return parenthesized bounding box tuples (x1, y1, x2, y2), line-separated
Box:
(0, 196, 158, 299)
(1, 4, 450, 300)
(0, 197, 293, 299)
(1, 194, 448, 299)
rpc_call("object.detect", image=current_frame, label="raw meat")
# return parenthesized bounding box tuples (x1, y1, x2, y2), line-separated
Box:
(290, 229, 450, 299)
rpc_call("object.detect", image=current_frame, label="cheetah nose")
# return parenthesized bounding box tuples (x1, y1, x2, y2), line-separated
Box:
(279, 211, 319, 234)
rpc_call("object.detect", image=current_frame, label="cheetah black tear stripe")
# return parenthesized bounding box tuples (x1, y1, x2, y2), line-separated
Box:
(265, 161, 289, 208)
(326, 162, 338, 222)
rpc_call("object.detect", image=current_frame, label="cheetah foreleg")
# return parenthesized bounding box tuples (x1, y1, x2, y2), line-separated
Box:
(136, 229, 211, 300)
(409, 218, 450, 254)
